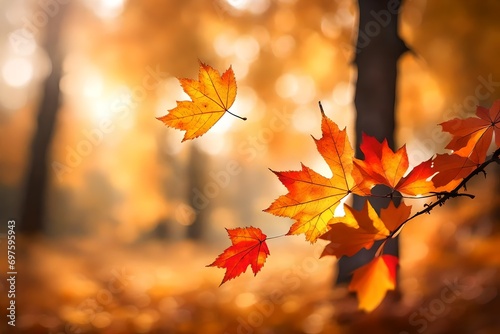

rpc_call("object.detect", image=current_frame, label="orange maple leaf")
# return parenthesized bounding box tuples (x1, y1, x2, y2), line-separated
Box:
(265, 110, 364, 242)
(432, 100, 500, 189)
(431, 153, 480, 189)
(440, 100, 500, 163)
(353, 134, 435, 196)
(320, 201, 411, 258)
(348, 255, 398, 312)
(157, 62, 244, 142)
(208, 227, 269, 285)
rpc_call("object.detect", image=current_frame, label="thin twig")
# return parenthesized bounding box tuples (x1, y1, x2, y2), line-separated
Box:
(388, 148, 500, 240)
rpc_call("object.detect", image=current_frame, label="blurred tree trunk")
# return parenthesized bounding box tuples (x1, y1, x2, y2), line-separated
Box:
(336, 0, 409, 283)
(493, 166, 500, 230)
(20, 6, 68, 234)
(186, 146, 208, 239)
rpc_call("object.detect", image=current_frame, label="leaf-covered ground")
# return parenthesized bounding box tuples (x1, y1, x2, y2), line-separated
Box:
(3, 182, 500, 334)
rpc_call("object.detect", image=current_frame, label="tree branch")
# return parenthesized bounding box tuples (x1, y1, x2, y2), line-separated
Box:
(387, 147, 500, 240)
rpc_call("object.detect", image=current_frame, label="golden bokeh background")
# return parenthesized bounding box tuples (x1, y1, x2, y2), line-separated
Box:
(0, 0, 499, 333)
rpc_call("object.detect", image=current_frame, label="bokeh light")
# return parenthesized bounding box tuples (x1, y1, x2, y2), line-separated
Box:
(2, 58, 33, 87)
(0, 1, 499, 334)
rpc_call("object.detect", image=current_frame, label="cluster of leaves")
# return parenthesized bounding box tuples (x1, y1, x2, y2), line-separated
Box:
(158, 62, 500, 312)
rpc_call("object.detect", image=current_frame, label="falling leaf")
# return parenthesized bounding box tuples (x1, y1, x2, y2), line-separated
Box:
(208, 227, 269, 285)
(353, 134, 435, 196)
(320, 201, 411, 258)
(157, 62, 244, 142)
(265, 110, 364, 242)
(349, 255, 398, 312)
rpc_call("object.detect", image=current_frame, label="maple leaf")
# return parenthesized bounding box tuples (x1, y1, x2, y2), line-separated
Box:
(157, 62, 245, 142)
(349, 255, 398, 312)
(353, 134, 435, 196)
(320, 201, 411, 258)
(440, 100, 500, 163)
(208, 227, 269, 285)
(433, 100, 500, 189)
(431, 153, 480, 189)
(264, 110, 364, 242)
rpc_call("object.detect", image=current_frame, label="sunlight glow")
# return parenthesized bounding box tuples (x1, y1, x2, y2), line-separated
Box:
(196, 133, 228, 155)
(271, 35, 296, 58)
(226, 0, 269, 14)
(231, 60, 249, 79)
(2, 58, 33, 87)
(321, 13, 341, 39)
(292, 106, 321, 133)
(332, 82, 353, 106)
(230, 86, 257, 119)
(226, 0, 249, 10)
(155, 76, 187, 117)
(83, 72, 104, 98)
(335, 6, 355, 28)
(275, 73, 316, 104)
(275, 73, 298, 99)
(292, 76, 315, 105)
(234, 35, 260, 62)
(0, 87, 28, 110)
(235, 293, 257, 308)
(213, 32, 236, 57)
(9, 29, 37, 56)
(90, 0, 125, 19)
(82, 85, 136, 130)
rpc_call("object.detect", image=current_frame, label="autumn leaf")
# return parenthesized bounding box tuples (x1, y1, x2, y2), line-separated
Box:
(320, 201, 411, 258)
(208, 227, 269, 285)
(265, 109, 364, 242)
(379, 201, 412, 233)
(431, 153, 480, 189)
(440, 100, 500, 163)
(157, 62, 245, 142)
(349, 255, 398, 312)
(353, 134, 435, 196)
(433, 100, 500, 189)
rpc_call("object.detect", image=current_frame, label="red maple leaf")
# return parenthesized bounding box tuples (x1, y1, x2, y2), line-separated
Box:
(353, 134, 435, 196)
(208, 227, 269, 285)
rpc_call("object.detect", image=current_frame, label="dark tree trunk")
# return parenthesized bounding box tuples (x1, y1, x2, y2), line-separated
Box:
(20, 7, 68, 234)
(186, 146, 208, 240)
(336, 0, 408, 283)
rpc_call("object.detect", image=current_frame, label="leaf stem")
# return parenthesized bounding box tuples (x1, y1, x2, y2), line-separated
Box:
(266, 233, 288, 240)
(318, 101, 325, 115)
(226, 110, 247, 121)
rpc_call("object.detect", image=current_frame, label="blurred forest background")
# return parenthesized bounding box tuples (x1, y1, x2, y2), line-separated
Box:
(0, 0, 499, 333)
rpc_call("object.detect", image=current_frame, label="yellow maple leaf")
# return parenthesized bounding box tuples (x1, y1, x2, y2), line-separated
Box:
(157, 62, 245, 142)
